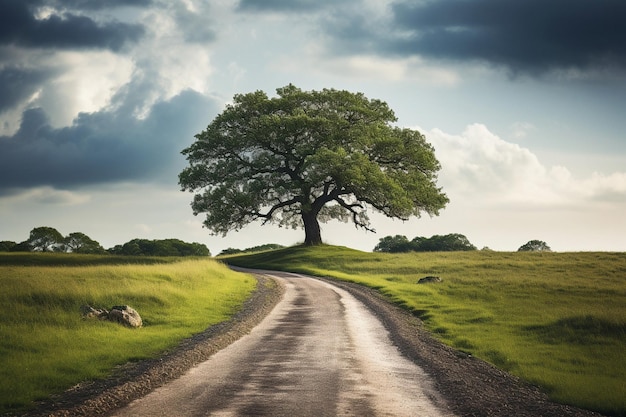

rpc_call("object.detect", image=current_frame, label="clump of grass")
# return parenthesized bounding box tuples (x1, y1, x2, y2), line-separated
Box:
(227, 245, 626, 416)
(0, 254, 255, 413)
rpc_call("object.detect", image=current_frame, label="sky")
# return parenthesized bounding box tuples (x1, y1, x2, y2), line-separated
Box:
(1, 0, 625, 254)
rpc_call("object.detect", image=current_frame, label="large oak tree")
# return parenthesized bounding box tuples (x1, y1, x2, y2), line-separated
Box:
(179, 85, 449, 245)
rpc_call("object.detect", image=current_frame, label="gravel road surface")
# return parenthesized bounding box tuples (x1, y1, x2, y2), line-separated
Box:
(110, 271, 454, 416)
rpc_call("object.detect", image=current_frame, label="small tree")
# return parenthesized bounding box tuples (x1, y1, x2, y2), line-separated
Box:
(518, 240, 552, 252)
(64, 232, 105, 254)
(374, 235, 412, 253)
(179, 85, 448, 246)
(27, 227, 64, 252)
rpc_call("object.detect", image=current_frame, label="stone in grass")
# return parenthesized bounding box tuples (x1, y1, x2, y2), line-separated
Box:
(80, 304, 109, 319)
(109, 305, 143, 328)
(418, 276, 442, 284)
(81, 304, 143, 328)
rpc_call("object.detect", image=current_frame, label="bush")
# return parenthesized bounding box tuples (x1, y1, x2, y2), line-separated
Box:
(374, 233, 477, 252)
(373, 235, 412, 253)
(0, 241, 16, 252)
(518, 240, 551, 252)
(219, 244, 285, 256)
(108, 239, 210, 257)
(413, 234, 477, 252)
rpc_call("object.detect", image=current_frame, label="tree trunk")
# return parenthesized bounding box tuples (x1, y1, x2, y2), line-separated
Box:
(302, 211, 323, 246)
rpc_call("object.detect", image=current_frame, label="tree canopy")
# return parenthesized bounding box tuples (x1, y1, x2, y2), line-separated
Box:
(414, 233, 477, 252)
(518, 240, 552, 252)
(108, 239, 210, 257)
(373, 235, 413, 253)
(26, 227, 64, 252)
(64, 232, 106, 254)
(0, 241, 17, 252)
(179, 85, 449, 245)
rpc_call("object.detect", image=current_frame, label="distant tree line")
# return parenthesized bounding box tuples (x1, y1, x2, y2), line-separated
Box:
(109, 239, 210, 257)
(1, 227, 552, 255)
(218, 243, 285, 256)
(0, 227, 210, 256)
(374, 233, 478, 253)
(374, 234, 552, 253)
(0, 227, 106, 254)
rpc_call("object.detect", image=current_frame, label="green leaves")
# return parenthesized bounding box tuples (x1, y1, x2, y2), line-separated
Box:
(179, 85, 448, 243)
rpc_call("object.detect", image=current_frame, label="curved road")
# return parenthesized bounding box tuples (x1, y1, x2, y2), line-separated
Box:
(111, 271, 454, 417)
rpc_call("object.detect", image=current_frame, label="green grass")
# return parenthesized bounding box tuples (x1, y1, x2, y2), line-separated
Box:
(225, 245, 626, 416)
(0, 253, 256, 414)
(0, 252, 176, 266)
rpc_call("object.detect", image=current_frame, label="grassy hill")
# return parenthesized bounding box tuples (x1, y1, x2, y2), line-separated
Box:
(225, 245, 626, 416)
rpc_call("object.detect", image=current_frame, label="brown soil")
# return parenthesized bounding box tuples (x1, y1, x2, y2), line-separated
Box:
(14, 274, 604, 417)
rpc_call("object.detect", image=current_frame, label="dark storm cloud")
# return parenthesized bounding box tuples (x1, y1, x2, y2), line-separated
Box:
(321, 0, 626, 75)
(0, 90, 219, 192)
(387, 0, 626, 74)
(47, 0, 153, 10)
(0, 0, 144, 51)
(0, 67, 53, 112)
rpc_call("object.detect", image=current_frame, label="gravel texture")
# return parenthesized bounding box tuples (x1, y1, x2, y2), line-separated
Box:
(15, 273, 604, 417)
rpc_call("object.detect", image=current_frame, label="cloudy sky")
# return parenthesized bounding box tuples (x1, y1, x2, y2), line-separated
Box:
(1, 0, 625, 254)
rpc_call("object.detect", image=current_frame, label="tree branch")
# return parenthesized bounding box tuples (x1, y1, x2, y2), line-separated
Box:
(334, 196, 375, 232)
(259, 196, 303, 224)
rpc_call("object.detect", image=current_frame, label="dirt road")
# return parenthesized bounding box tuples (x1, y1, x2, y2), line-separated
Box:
(110, 271, 454, 417)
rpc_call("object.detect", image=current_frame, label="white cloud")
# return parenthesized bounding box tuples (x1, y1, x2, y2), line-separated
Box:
(427, 124, 547, 200)
(581, 172, 626, 202)
(424, 123, 626, 209)
(0, 49, 133, 134)
(37, 51, 134, 127)
(18, 3, 218, 130)
(138, 7, 214, 96)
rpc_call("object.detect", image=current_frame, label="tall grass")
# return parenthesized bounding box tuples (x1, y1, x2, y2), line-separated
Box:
(0, 254, 255, 414)
(226, 246, 626, 416)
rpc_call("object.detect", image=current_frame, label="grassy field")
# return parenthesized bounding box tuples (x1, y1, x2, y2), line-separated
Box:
(225, 245, 626, 416)
(0, 253, 255, 414)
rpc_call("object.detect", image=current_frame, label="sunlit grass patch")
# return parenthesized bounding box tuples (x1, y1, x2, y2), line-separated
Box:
(0, 254, 255, 413)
